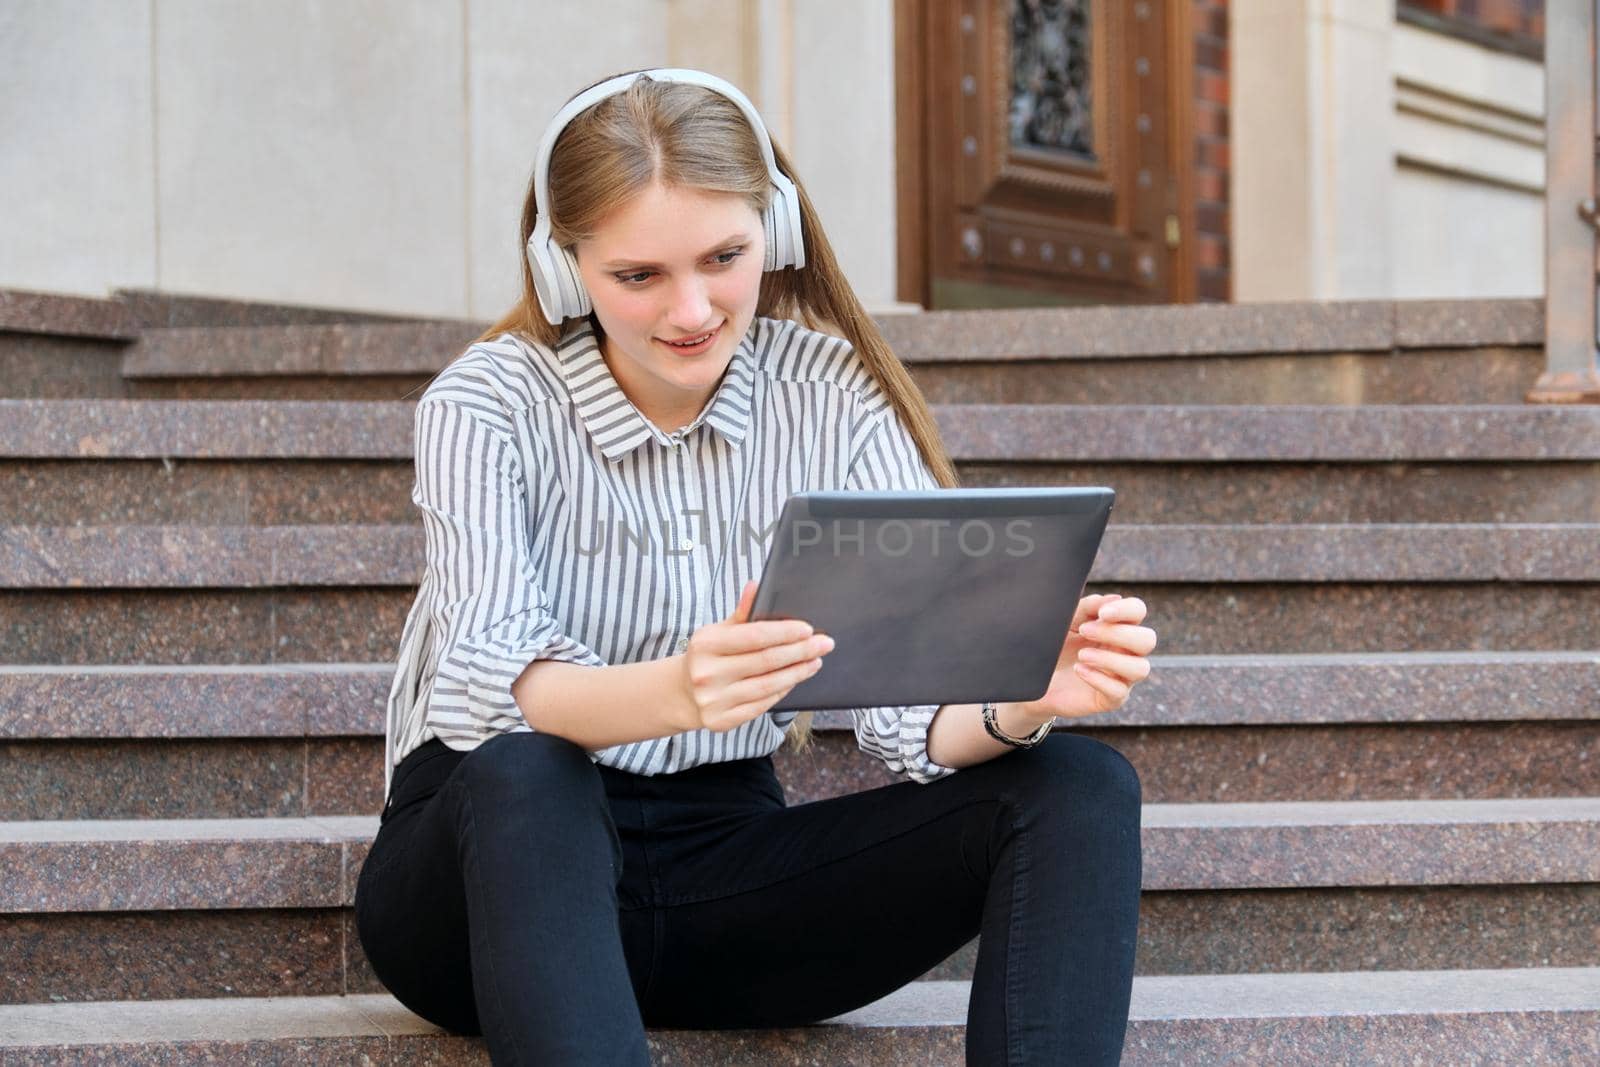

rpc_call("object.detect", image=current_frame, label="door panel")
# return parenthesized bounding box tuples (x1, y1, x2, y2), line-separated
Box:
(898, 0, 1191, 308)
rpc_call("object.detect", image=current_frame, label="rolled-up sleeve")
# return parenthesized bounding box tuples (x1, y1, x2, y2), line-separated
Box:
(412, 398, 607, 750)
(840, 398, 959, 785)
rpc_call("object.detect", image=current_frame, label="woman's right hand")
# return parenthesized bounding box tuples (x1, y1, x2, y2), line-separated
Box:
(675, 580, 835, 733)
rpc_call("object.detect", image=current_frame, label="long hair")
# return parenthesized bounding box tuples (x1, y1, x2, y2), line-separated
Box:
(476, 70, 962, 751)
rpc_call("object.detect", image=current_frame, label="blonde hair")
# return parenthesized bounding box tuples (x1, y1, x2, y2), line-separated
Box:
(476, 70, 962, 751)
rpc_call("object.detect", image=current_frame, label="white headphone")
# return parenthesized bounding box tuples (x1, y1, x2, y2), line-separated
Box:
(525, 68, 807, 326)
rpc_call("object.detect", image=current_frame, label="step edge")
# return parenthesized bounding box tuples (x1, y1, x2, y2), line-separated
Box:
(7, 796, 1599, 843)
(3, 966, 1597, 1047)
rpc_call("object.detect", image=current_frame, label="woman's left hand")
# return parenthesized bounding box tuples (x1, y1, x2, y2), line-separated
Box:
(1017, 594, 1156, 721)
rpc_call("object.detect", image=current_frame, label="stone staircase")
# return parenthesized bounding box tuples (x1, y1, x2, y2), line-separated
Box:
(1, 286, 1596, 1063)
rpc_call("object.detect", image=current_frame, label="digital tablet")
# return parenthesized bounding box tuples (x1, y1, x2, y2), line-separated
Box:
(749, 487, 1115, 712)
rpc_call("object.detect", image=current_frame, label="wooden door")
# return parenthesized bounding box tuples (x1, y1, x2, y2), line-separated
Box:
(896, 0, 1195, 308)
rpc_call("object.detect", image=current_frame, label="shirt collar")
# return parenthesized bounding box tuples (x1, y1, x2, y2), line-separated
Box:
(555, 317, 756, 461)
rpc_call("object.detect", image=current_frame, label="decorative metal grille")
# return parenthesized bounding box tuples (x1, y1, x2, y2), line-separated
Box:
(1009, 0, 1094, 159)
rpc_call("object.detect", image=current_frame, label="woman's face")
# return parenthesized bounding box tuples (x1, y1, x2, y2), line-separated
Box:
(574, 181, 766, 433)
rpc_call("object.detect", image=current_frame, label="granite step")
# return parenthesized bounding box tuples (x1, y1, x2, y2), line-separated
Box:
(875, 298, 1544, 407)
(7, 719, 1598, 819)
(0, 290, 141, 400)
(5, 399, 1597, 526)
(12, 400, 1596, 465)
(2, 653, 1596, 817)
(0, 287, 448, 339)
(110, 289, 442, 330)
(118, 336, 1544, 407)
(109, 298, 1547, 405)
(0, 290, 141, 341)
(0, 290, 1552, 404)
(0, 800, 1595, 1003)
(0, 523, 1595, 661)
(3, 968, 1596, 1066)
(5, 522, 1597, 588)
(4, 581, 1595, 661)
(3, 335, 133, 401)
(0, 289, 433, 401)
(9, 451, 1600, 526)
(120, 323, 479, 402)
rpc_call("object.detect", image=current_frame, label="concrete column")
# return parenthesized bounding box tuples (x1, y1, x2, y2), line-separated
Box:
(790, 0, 898, 309)
(1232, 0, 1396, 301)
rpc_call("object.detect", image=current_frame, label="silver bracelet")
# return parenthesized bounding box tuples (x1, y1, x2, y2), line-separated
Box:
(981, 701, 1052, 748)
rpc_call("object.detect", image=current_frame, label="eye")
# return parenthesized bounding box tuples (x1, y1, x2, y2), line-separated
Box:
(612, 248, 745, 288)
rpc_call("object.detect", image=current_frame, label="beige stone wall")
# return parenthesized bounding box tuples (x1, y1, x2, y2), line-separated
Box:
(0, 0, 902, 318)
(1231, 0, 1544, 301)
(1389, 19, 1544, 298)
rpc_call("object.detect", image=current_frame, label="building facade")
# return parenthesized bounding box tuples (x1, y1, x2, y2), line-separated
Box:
(0, 0, 1547, 318)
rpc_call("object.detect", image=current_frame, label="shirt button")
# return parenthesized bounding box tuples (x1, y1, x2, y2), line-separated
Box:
(680, 537, 695, 551)
(675, 636, 689, 654)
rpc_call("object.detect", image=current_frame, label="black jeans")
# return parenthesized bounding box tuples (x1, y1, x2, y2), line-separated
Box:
(353, 727, 1142, 1066)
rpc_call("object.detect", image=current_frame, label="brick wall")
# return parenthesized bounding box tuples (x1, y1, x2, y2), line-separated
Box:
(1193, 0, 1230, 302)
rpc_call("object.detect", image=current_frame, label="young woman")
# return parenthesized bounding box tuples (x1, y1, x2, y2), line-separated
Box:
(355, 67, 1155, 1066)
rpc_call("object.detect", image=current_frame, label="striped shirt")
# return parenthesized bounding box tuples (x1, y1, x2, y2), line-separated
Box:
(382, 313, 959, 805)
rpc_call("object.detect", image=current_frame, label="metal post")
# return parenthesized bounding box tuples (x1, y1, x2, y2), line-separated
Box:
(1530, 0, 1600, 402)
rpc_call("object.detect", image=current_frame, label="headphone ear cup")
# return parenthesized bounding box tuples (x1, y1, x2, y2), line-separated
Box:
(763, 184, 805, 271)
(553, 243, 591, 318)
(761, 200, 781, 272)
(526, 232, 563, 324)
(527, 231, 592, 324)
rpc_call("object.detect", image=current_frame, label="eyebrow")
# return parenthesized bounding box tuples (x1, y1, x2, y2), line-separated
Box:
(601, 233, 752, 271)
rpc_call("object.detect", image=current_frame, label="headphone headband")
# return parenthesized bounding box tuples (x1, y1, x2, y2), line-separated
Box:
(526, 67, 805, 325)
(533, 68, 787, 229)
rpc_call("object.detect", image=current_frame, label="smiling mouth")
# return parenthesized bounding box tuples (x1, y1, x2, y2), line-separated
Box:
(658, 324, 722, 349)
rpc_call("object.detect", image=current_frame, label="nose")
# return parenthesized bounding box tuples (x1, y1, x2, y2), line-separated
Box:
(665, 275, 713, 333)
